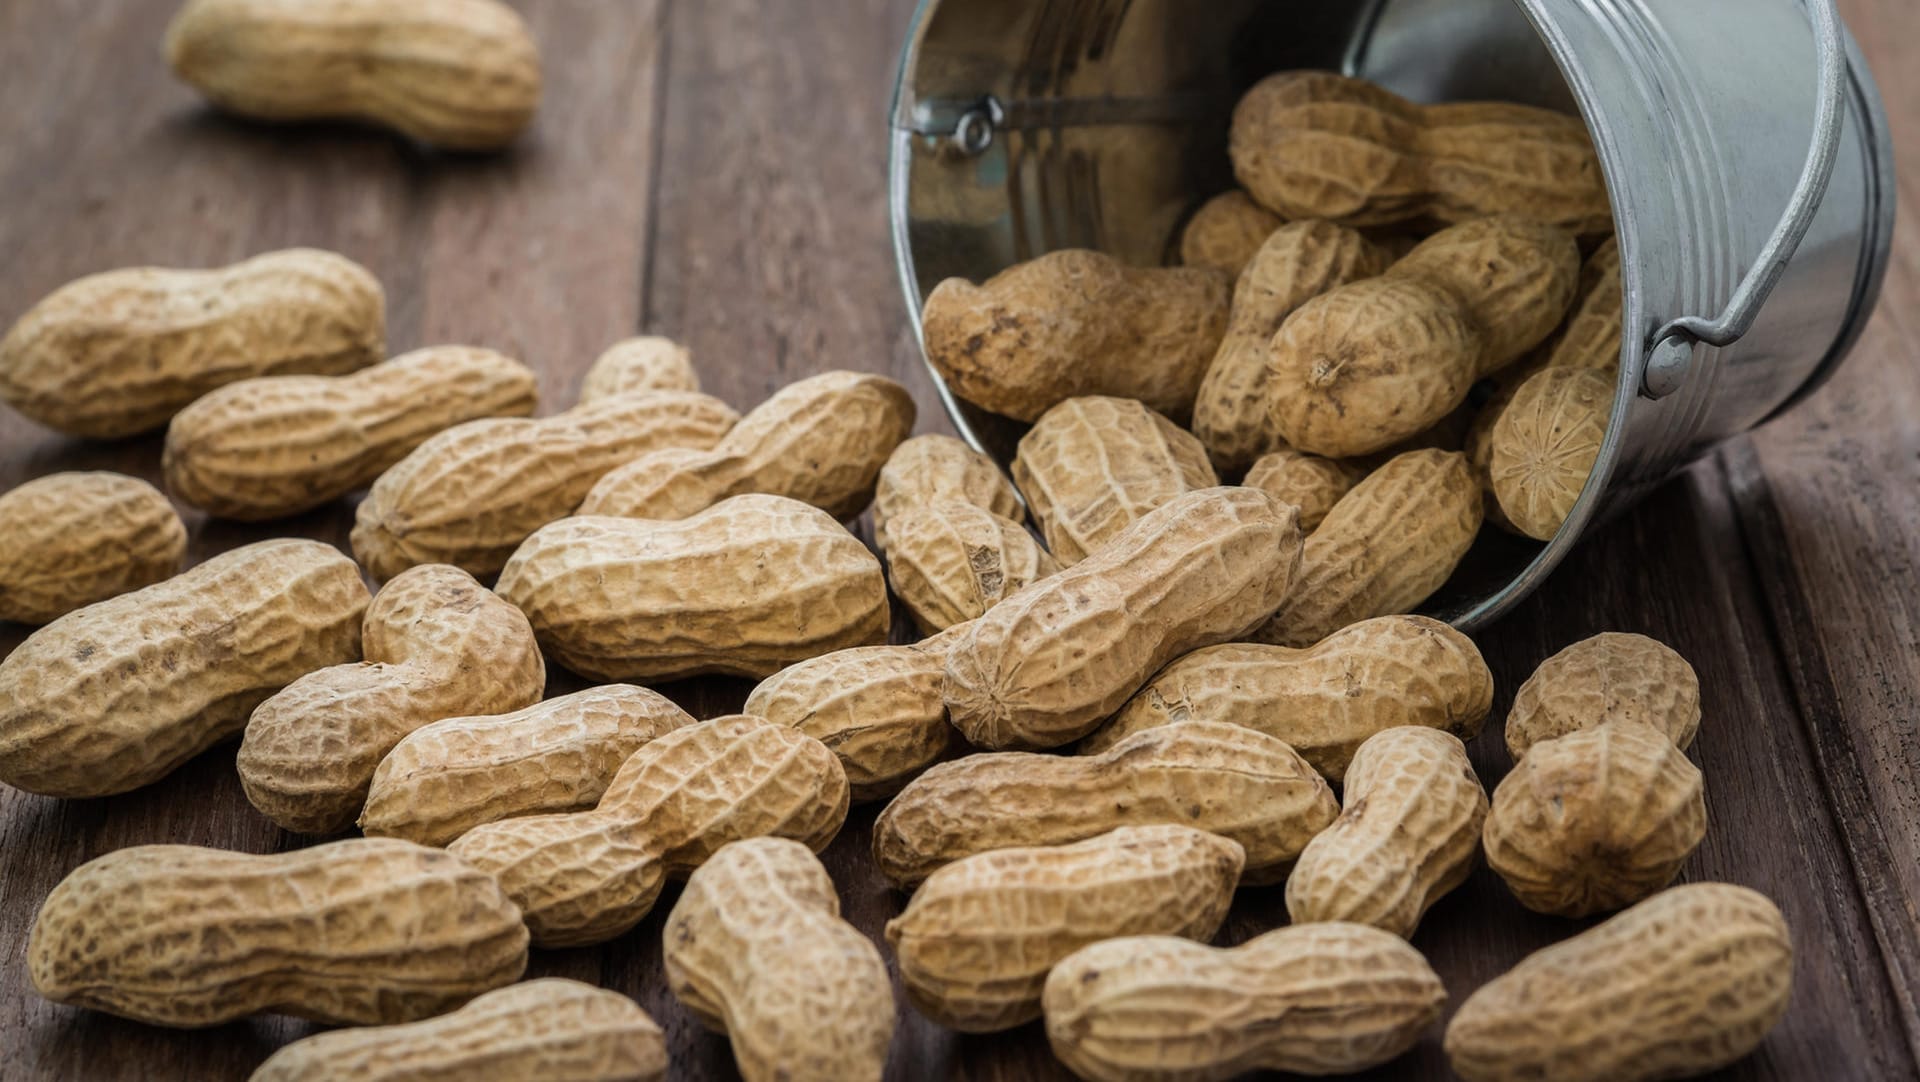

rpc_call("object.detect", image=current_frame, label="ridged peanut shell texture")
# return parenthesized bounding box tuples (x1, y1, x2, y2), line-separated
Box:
(1446, 883, 1793, 1082)
(871, 433, 1023, 552)
(744, 645, 955, 801)
(1242, 450, 1362, 533)
(0, 472, 186, 624)
(886, 825, 1244, 1032)
(581, 370, 914, 521)
(1491, 366, 1614, 541)
(1013, 396, 1219, 565)
(1179, 191, 1284, 277)
(362, 684, 694, 846)
(873, 721, 1336, 888)
(1507, 632, 1701, 760)
(238, 564, 545, 834)
(577, 336, 698, 403)
(945, 487, 1302, 750)
(165, 0, 541, 150)
(1286, 727, 1488, 938)
(449, 715, 849, 947)
(0, 539, 368, 797)
(165, 345, 537, 520)
(496, 495, 888, 681)
(921, 248, 1230, 423)
(28, 838, 528, 1027)
(885, 501, 1059, 633)
(0, 248, 384, 437)
(1388, 215, 1581, 375)
(1485, 722, 1706, 917)
(351, 390, 739, 580)
(250, 979, 667, 1082)
(1044, 923, 1446, 1081)
(665, 839, 893, 1082)
(1086, 615, 1491, 781)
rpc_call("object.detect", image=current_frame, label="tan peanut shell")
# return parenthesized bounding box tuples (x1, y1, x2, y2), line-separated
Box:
(1286, 727, 1488, 937)
(580, 370, 915, 521)
(0, 248, 384, 437)
(1539, 236, 1623, 372)
(351, 390, 739, 580)
(1387, 215, 1581, 375)
(449, 715, 849, 947)
(885, 501, 1059, 633)
(1179, 191, 1285, 277)
(1445, 883, 1793, 1082)
(361, 684, 693, 846)
(873, 721, 1337, 888)
(1242, 450, 1364, 533)
(0, 472, 186, 624)
(1507, 632, 1701, 761)
(28, 838, 527, 1027)
(238, 564, 544, 834)
(1418, 101, 1614, 233)
(0, 539, 368, 797)
(1192, 221, 1390, 469)
(945, 487, 1302, 749)
(743, 644, 955, 801)
(1013, 396, 1221, 565)
(250, 979, 667, 1082)
(872, 433, 1024, 552)
(886, 825, 1244, 1032)
(1484, 722, 1706, 917)
(921, 248, 1231, 423)
(496, 495, 888, 681)
(165, 0, 541, 150)
(1257, 450, 1481, 648)
(1490, 366, 1614, 541)
(165, 345, 537, 520)
(577, 336, 699, 403)
(665, 839, 894, 1082)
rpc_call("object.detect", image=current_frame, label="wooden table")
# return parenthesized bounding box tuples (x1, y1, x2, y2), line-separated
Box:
(2, 2, 1916, 1079)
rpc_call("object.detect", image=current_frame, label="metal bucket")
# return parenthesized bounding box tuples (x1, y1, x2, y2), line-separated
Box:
(888, 0, 1895, 629)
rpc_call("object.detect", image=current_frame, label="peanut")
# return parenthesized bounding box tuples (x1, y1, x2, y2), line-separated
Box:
(1241, 449, 1364, 533)
(0, 472, 186, 624)
(0, 248, 383, 437)
(577, 336, 699, 403)
(237, 564, 544, 833)
(1489, 366, 1613, 541)
(743, 643, 956, 801)
(496, 495, 888, 681)
(945, 487, 1302, 749)
(1013, 396, 1220, 565)
(872, 433, 1023, 553)
(1286, 726, 1488, 937)
(579, 370, 915, 521)
(921, 249, 1230, 423)
(165, 345, 537, 520)
(0, 539, 367, 797)
(350, 390, 739, 580)
(164, 0, 541, 150)
(250, 979, 666, 1082)
(886, 825, 1244, 1032)
(873, 721, 1337, 888)
(1044, 923, 1446, 1080)
(1484, 722, 1706, 917)
(1445, 883, 1793, 1082)
(1179, 191, 1284, 277)
(362, 685, 694, 846)
(664, 838, 893, 1082)
(1507, 632, 1701, 761)
(28, 838, 527, 1027)
(1392, 216, 1582, 372)
(449, 714, 848, 947)
(883, 501, 1058, 634)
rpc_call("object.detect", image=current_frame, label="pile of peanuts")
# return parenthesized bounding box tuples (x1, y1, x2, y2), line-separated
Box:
(0, 3, 1790, 1081)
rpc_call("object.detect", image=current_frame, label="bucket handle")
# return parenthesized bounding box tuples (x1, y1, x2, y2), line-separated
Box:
(1642, 0, 1847, 399)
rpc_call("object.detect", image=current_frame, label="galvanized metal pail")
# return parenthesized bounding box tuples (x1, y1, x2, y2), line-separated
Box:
(888, 0, 1896, 629)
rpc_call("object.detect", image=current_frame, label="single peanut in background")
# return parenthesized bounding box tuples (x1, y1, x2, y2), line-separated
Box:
(1445, 884, 1793, 1082)
(1012, 395, 1219, 565)
(1490, 366, 1613, 541)
(921, 248, 1230, 423)
(872, 433, 1024, 553)
(886, 825, 1244, 1032)
(1390, 216, 1581, 374)
(664, 838, 894, 1082)
(1179, 191, 1284, 277)
(165, 0, 542, 150)
(0, 539, 367, 798)
(0, 472, 186, 624)
(249, 979, 667, 1082)
(743, 643, 956, 801)
(1507, 632, 1701, 761)
(577, 336, 699, 403)
(28, 838, 527, 1027)
(165, 345, 537, 520)
(873, 721, 1337, 888)
(883, 501, 1058, 634)
(0, 248, 383, 438)
(580, 370, 914, 521)
(1242, 449, 1364, 533)
(1044, 923, 1447, 1081)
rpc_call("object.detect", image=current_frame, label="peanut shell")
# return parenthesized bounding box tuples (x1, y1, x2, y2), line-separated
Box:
(872, 433, 1024, 553)
(1506, 632, 1701, 761)
(577, 336, 698, 402)
(0, 472, 186, 624)
(1241, 450, 1364, 533)
(1490, 366, 1613, 541)
(884, 501, 1059, 633)
(1179, 191, 1285, 277)
(1386, 215, 1580, 375)
(1230, 71, 1428, 226)
(743, 644, 956, 801)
